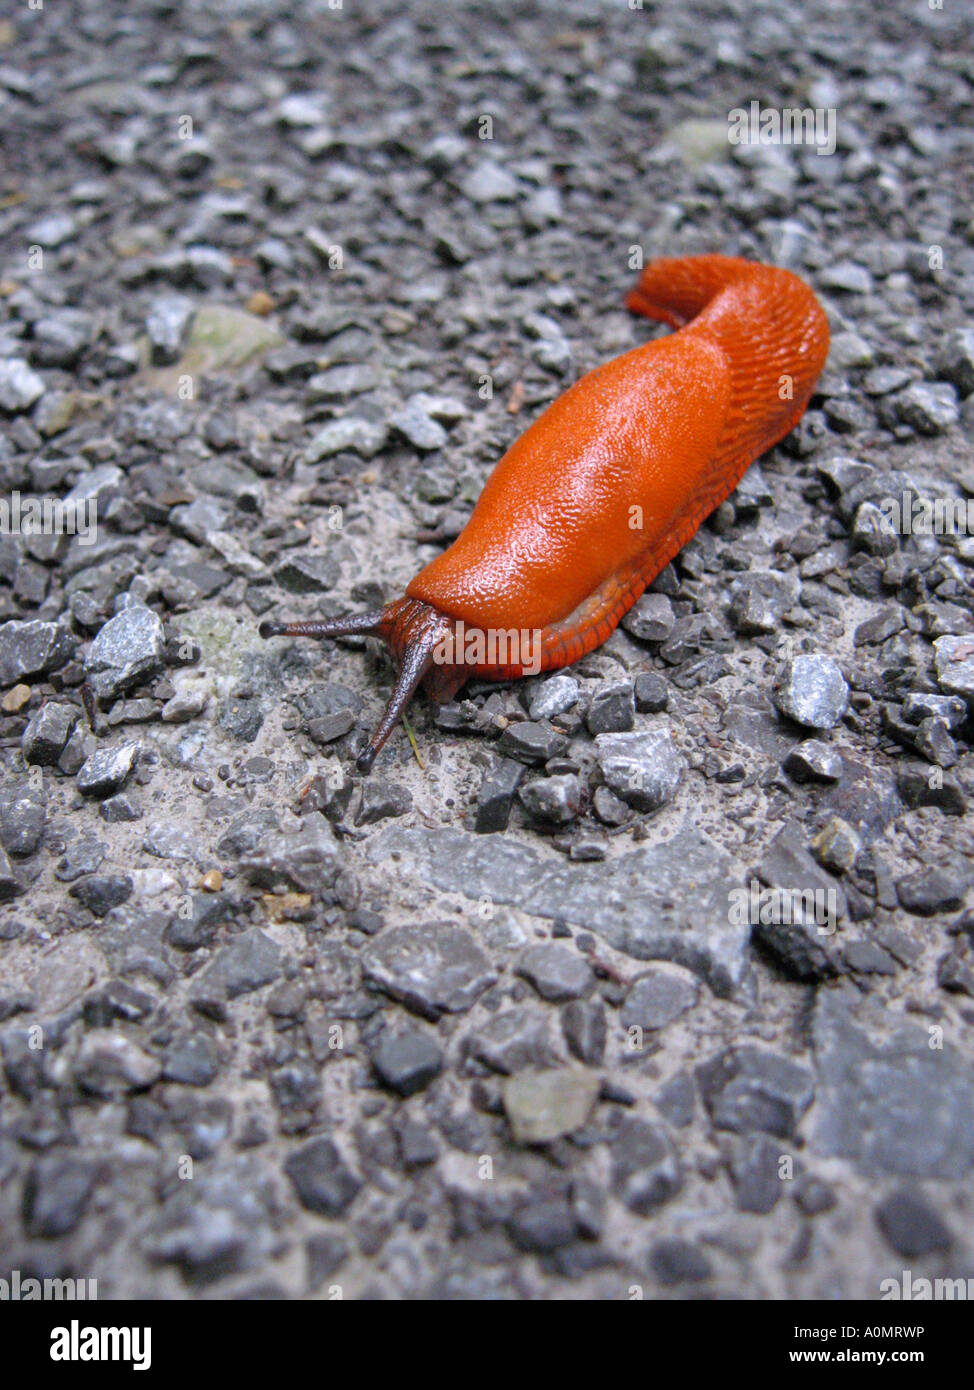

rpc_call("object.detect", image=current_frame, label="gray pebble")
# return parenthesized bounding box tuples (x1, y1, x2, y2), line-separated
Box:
(77, 742, 140, 798)
(772, 654, 849, 730)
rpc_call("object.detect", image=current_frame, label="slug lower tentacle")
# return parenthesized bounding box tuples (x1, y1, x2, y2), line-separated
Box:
(261, 252, 830, 771)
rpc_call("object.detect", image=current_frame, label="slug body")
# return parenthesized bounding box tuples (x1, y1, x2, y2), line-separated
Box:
(262, 254, 829, 771)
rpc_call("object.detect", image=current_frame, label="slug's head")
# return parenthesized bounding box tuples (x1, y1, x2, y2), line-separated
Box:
(259, 597, 463, 773)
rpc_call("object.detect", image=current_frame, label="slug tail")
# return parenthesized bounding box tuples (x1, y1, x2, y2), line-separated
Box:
(627, 252, 830, 497)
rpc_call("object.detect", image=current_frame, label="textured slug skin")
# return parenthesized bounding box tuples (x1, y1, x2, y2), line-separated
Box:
(407, 253, 830, 671)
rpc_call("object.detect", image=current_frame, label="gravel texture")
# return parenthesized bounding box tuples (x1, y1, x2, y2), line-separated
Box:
(0, 0, 972, 1301)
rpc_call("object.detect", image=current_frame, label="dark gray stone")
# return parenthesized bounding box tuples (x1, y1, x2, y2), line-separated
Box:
(517, 943, 594, 1002)
(634, 671, 668, 713)
(611, 1116, 682, 1215)
(361, 923, 497, 1020)
(195, 929, 283, 1000)
(897, 866, 967, 916)
(621, 966, 699, 1032)
(497, 721, 568, 765)
(22, 701, 77, 765)
(356, 779, 412, 826)
(696, 1045, 815, 1137)
(0, 782, 45, 858)
(23, 1156, 97, 1238)
(163, 1033, 219, 1086)
(370, 1027, 443, 1096)
(469, 1007, 562, 1075)
(508, 1194, 577, 1253)
(731, 1133, 785, 1213)
(474, 758, 525, 833)
(84, 606, 166, 702)
(240, 814, 340, 892)
(622, 593, 675, 643)
(783, 739, 844, 783)
(772, 654, 849, 730)
(594, 726, 683, 812)
(561, 999, 606, 1065)
(77, 742, 140, 798)
(0, 620, 75, 685)
(68, 874, 133, 917)
(874, 1189, 953, 1256)
(586, 683, 635, 734)
(284, 1137, 361, 1217)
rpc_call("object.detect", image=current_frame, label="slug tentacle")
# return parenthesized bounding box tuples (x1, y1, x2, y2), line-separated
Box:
(260, 597, 459, 773)
(258, 612, 388, 642)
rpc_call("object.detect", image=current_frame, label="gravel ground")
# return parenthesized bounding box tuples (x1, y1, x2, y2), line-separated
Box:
(0, 0, 973, 1301)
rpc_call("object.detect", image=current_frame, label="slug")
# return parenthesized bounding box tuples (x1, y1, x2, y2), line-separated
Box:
(262, 253, 829, 772)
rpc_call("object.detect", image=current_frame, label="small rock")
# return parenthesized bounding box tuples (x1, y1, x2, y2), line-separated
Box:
(772, 654, 849, 730)
(370, 1027, 443, 1096)
(284, 1137, 360, 1217)
(895, 382, 959, 435)
(561, 999, 606, 1065)
(0, 782, 46, 859)
(518, 774, 581, 826)
(355, 780, 412, 827)
(517, 944, 594, 1002)
(696, 1045, 815, 1137)
(611, 1116, 682, 1214)
(389, 398, 448, 451)
(732, 1133, 785, 1213)
(622, 593, 675, 643)
(595, 726, 683, 812)
(461, 160, 519, 203)
(85, 606, 166, 703)
(2, 684, 31, 713)
(0, 620, 75, 685)
(74, 1031, 162, 1097)
(146, 295, 195, 365)
(783, 739, 844, 783)
(933, 635, 974, 712)
(810, 817, 861, 875)
(497, 721, 567, 765)
(77, 742, 140, 799)
(21, 701, 77, 765)
(586, 683, 635, 734)
(875, 1190, 953, 1256)
(634, 671, 668, 713)
(528, 674, 579, 721)
(896, 867, 967, 916)
(475, 758, 525, 833)
(361, 923, 497, 1020)
(650, 1237, 712, 1285)
(508, 1194, 577, 1253)
(936, 327, 974, 397)
(23, 1156, 97, 1238)
(195, 929, 282, 1000)
(68, 874, 133, 917)
(0, 358, 45, 412)
(502, 1066, 601, 1145)
(621, 966, 699, 1032)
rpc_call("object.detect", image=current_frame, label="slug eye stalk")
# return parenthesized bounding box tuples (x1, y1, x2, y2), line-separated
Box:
(259, 598, 454, 773)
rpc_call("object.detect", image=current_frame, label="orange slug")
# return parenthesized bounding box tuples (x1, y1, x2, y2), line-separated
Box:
(262, 253, 829, 772)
